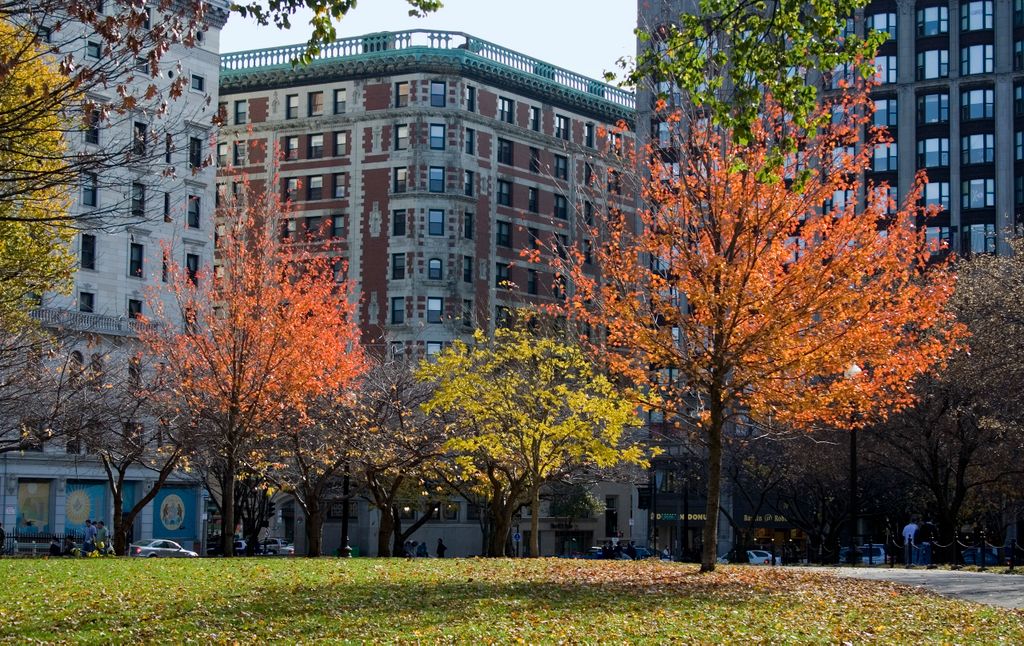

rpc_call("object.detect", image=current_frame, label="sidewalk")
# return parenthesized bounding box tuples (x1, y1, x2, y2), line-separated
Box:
(826, 567, 1024, 609)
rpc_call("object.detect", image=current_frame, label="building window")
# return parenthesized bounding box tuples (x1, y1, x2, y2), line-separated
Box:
(917, 5, 948, 36)
(463, 211, 473, 239)
(164, 192, 171, 221)
(232, 141, 246, 165)
(961, 178, 995, 209)
(961, 45, 993, 75)
(464, 170, 474, 197)
(334, 88, 347, 114)
(80, 234, 96, 270)
(393, 167, 407, 193)
(872, 143, 898, 172)
(127, 299, 143, 319)
(1017, 0, 1024, 26)
(286, 94, 298, 119)
(923, 182, 950, 209)
(332, 214, 345, 237)
(430, 81, 446, 107)
(960, 1, 993, 31)
(129, 242, 144, 277)
(461, 300, 473, 327)
(426, 342, 442, 357)
(584, 201, 594, 224)
(917, 93, 949, 124)
(186, 253, 199, 284)
(963, 223, 996, 254)
(187, 195, 200, 228)
(874, 55, 897, 84)
(555, 115, 570, 140)
(308, 91, 324, 116)
(79, 291, 95, 313)
(529, 227, 541, 249)
(497, 138, 513, 165)
(428, 209, 444, 236)
(333, 173, 346, 199)
(131, 182, 146, 217)
(394, 124, 409, 150)
(82, 173, 98, 207)
(391, 297, 405, 324)
(916, 50, 949, 80)
(499, 97, 514, 124)
(866, 12, 897, 39)
(585, 123, 595, 148)
(961, 89, 993, 120)
(1016, 41, 1024, 71)
(1018, 132, 1024, 161)
(554, 194, 568, 219)
(132, 121, 147, 156)
(463, 255, 473, 282)
(874, 98, 897, 127)
(191, 74, 205, 92)
(392, 210, 406, 236)
(188, 136, 203, 168)
(429, 166, 444, 192)
(1017, 84, 1024, 116)
(530, 147, 540, 173)
(497, 180, 512, 206)
(284, 177, 298, 202)
(530, 106, 540, 131)
(427, 297, 443, 323)
(334, 131, 348, 156)
(391, 253, 406, 280)
(528, 187, 538, 213)
(308, 133, 324, 159)
(554, 155, 568, 180)
(465, 85, 476, 112)
(285, 136, 299, 160)
(84, 109, 100, 145)
(496, 221, 511, 247)
(395, 81, 409, 107)
(495, 262, 509, 288)
(428, 258, 442, 280)
(429, 123, 446, 150)
(307, 175, 323, 200)
(234, 100, 247, 125)
(961, 133, 994, 165)
(917, 138, 949, 167)
(86, 40, 101, 58)
(527, 269, 538, 295)
(465, 128, 475, 155)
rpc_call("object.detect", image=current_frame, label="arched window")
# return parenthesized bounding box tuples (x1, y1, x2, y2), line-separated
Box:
(427, 258, 442, 280)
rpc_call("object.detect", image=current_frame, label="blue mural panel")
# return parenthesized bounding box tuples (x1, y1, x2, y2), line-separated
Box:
(152, 486, 195, 540)
(64, 481, 107, 534)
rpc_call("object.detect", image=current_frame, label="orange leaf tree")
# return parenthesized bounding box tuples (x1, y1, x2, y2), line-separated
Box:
(139, 185, 363, 557)
(561, 83, 962, 572)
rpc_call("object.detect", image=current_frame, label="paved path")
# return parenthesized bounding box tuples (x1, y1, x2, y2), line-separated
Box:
(824, 567, 1024, 609)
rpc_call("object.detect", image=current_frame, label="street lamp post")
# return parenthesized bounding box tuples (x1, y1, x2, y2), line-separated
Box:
(339, 467, 352, 558)
(845, 363, 862, 561)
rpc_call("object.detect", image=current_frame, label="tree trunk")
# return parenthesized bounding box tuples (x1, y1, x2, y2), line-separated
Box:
(529, 485, 541, 558)
(700, 406, 725, 573)
(305, 505, 324, 557)
(377, 507, 394, 557)
(392, 507, 405, 557)
(112, 488, 126, 556)
(488, 504, 513, 557)
(221, 465, 236, 557)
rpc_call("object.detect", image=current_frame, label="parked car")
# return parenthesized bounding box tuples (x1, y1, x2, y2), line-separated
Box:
(130, 539, 198, 558)
(206, 539, 248, 556)
(838, 544, 887, 565)
(746, 549, 774, 565)
(961, 547, 1002, 566)
(259, 538, 295, 555)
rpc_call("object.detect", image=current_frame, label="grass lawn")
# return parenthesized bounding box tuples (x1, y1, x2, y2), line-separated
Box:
(0, 558, 1021, 644)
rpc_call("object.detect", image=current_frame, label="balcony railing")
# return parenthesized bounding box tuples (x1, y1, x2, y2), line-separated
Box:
(220, 30, 635, 110)
(30, 308, 154, 337)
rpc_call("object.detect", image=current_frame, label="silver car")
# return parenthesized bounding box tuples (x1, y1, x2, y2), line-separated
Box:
(130, 538, 198, 558)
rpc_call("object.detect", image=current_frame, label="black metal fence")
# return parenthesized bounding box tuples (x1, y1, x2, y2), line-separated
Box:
(731, 532, 1024, 569)
(0, 532, 85, 556)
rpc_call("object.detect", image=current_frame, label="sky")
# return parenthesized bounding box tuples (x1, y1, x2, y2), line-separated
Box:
(220, 0, 639, 84)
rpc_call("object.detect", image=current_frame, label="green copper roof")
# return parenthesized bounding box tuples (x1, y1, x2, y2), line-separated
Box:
(220, 30, 635, 125)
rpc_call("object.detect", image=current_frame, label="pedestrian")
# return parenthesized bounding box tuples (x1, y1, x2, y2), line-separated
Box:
(416, 541, 428, 558)
(49, 537, 61, 556)
(95, 521, 109, 555)
(612, 541, 624, 559)
(84, 519, 97, 555)
(403, 540, 412, 557)
(661, 546, 671, 561)
(902, 517, 919, 568)
(62, 536, 77, 556)
(436, 538, 447, 558)
(625, 541, 638, 560)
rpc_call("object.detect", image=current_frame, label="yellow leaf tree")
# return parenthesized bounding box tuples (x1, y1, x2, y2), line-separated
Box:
(0, 19, 74, 330)
(419, 325, 646, 557)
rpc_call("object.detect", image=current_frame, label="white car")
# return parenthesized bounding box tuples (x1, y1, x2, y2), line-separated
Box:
(260, 538, 295, 555)
(746, 549, 774, 565)
(130, 538, 198, 558)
